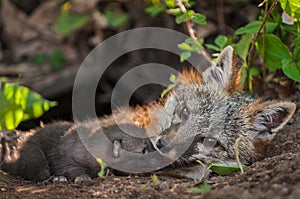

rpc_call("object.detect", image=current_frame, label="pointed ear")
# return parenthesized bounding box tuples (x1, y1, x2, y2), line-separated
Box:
(203, 46, 242, 93)
(247, 101, 296, 155)
(250, 101, 296, 134)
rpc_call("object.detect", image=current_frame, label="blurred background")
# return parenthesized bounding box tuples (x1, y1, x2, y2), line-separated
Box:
(0, 0, 297, 130)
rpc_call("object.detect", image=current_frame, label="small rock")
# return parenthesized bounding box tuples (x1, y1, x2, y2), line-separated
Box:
(159, 181, 169, 190)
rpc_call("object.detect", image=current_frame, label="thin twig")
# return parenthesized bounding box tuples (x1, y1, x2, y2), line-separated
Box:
(176, 0, 196, 39)
(176, 0, 212, 66)
(262, 1, 268, 90)
(247, 0, 279, 67)
(234, 135, 244, 173)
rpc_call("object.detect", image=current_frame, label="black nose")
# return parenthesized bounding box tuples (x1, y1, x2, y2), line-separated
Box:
(156, 138, 168, 149)
(156, 138, 172, 153)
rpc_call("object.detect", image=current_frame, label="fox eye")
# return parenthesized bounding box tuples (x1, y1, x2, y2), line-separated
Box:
(203, 137, 218, 148)
(180, 106, 189, 120)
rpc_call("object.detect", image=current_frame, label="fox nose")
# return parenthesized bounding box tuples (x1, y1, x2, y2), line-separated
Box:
(156, 138, 169, 149)
(155, 137, 174, 154)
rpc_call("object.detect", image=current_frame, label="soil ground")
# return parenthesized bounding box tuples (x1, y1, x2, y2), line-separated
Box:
(0, 95, 299, 199)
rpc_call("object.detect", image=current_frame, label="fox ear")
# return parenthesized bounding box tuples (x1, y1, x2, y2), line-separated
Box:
(248, 101, 296, 154)
(251, 101, 296, 133)
(203, 46, 242, 93)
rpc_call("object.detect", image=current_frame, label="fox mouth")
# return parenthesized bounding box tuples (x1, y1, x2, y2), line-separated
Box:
(153, 134, 234, 167)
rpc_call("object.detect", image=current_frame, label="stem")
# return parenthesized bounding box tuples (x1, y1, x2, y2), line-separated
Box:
(176, 0, 212, 66)
(247, 0, 279, 67)
(176, 0, 196, 39)
(234, 136, 244, 174)
(262, 1, 268, 90)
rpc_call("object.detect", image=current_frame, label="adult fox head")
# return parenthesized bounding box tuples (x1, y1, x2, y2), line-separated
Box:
(146, 46, 296, 166)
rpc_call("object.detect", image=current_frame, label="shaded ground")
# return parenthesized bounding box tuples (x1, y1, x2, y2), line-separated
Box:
(0, 96, 299, 199)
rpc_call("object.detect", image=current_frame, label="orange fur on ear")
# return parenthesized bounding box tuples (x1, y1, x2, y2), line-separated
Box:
(226, 66, 243, 94)
(176, 68, 203, 84)
(225, 53, 243, 94)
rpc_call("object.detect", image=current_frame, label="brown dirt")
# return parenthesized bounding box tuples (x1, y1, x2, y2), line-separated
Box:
(1, 100, 299, 199)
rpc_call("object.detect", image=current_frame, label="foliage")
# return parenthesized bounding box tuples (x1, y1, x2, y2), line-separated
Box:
(103, 8, 130, 29)
(33, 49, 65, 70)
(140, 174, 161, 190)
(146, 0, 300, 90)
(205, 35, 228, 52)
(0, 82, 57, 130)
(191, 182, 211, 195)
(279, 0, 300, 21)
(161, 74, 177, 98)
(146, 0, 207, 62)
(207, 162, 246, 175)
(178, 38, 204, 61)
(96, 158, 107, 178)
(55, 10, 89, 36)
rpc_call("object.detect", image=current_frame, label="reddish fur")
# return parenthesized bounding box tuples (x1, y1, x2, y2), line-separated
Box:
(176, 68, 203, 84)
(241, 100, 261, 116)
(225, 53, 243, 94)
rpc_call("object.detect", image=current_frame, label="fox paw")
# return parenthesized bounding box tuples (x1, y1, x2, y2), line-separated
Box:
(113, 140, 121, 158)
(74, 174, 91, 183)
(51, 176, 68, 182)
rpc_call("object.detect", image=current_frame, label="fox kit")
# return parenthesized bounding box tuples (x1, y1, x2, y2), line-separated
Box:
(0, 46, 296, 182)
(147, 46, 296, 178)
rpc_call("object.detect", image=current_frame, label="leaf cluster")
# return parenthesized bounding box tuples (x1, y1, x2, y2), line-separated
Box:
(0, 82, 56, 130)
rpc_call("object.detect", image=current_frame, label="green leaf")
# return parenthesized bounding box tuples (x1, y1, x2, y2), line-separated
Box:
(178, 42, 193, 51)
(205, 44, 221, 52)
(234, 33, 252, 61)
(192, 182, 211, 194)
(167, 8, 182, 16)
(0, 83, 56, 130)
(249, 67, 260, 77)
(185, 38, 196, 44)
(241, 66, 248, 84)
(20, 87, 57, 120)
(279, 0, 300, 21)
(96, 158, 107, 178)
(207, 162, 246, 175)
(175, 13, 189, 24)
(165, 0, 177, 8)
(169, 74, 176, 83)
(151, 174, 160, 185)
(161, 84, 176, 98)
(186, 10, 195, 17)
(235, 21, 277, 35)
(294, 36, 300, 58)
(145, 5, 164, 17)
(191, 13, 207, 25)
(33, 54, 47, 66)
(282, 59, 300, 83)
(48, 50, 64, 70)
(215, 35, 228, 49)
(161, 74, 177, 98)
(55, 11, 89, 36)
(103, 9, 129, 28)
(180, 51, 191, 62)
(256, 34, 292, 72)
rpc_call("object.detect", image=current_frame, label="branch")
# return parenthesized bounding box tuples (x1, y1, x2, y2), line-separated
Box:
(247, 0, 279, 67)
(176, 0, 196, 39)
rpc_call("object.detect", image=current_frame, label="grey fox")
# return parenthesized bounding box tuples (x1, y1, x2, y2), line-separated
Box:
(0, 46, 296, 182)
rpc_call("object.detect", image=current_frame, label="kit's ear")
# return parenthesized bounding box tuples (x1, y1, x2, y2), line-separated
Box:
(245, 100, 296, 155)
(203, 46, 242, 93)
